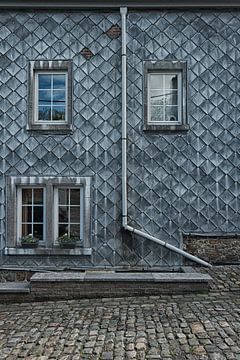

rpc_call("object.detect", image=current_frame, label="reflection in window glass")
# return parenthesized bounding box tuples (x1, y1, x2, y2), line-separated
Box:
(149, 73, 180, 124)
(36, 73, 67, 122)
(58, 188, 81, 239)
(21, 188, 44, 240)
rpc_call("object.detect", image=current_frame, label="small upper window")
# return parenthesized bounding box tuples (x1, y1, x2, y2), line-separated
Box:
(144, 61, 188, 132)
(28, 60, 72, 133)
(36, 72, 67, 123)
(148, 72, 181, 124)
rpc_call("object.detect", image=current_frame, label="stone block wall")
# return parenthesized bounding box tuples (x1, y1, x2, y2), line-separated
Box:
(183, 234, 240, 264)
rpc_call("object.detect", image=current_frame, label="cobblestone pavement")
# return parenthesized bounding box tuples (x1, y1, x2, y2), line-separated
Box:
(0, 266, 240, 360)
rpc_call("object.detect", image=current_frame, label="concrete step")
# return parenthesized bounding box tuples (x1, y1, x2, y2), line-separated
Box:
(0, 268, 212, 303)
(0, 281, 30, 293)
(30, 269, 212, 300)
(0, 281, 31, 303)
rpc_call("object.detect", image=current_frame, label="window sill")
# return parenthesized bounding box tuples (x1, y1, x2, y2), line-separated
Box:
(143, 124, 189, 133)
(4, 247, 92, 256)
(27, 123, 73, 134)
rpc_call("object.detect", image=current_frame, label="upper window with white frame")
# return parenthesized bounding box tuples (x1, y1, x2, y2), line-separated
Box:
(28, 60, 72, 133)
(36, 72, 67, 123)
(144, 60, 188, 132)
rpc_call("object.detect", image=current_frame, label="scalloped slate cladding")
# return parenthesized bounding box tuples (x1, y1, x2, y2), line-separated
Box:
(0, 10, 240, 269)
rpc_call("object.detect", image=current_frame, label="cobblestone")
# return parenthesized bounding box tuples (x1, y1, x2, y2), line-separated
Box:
(0, 266, 239, 359)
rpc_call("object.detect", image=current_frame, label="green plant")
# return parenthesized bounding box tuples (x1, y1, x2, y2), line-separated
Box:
(20, 234, 38, 247)
(58, 233, 78, 247)
(20, 234, 38, 244)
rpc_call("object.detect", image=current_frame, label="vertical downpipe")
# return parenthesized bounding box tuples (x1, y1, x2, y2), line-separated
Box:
(121, 7, 128, 228)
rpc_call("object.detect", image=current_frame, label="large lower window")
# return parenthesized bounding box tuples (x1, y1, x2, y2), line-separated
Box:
(6, 176, 91, 252)
(144, 60, 188, 132)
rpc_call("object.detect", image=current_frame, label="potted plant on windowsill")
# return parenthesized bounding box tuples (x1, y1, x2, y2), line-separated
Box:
(20, 234, 39, 248)
(58, 234, 78, 249)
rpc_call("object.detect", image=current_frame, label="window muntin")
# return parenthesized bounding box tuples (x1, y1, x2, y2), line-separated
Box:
(56, 187, 84, 240)
(148, 72, 181, 125)
(35, 72, 67, 123)
(18, 188, 45, 243)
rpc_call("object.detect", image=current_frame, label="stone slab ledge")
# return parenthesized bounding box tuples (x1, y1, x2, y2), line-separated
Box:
(30, 270, 211, 283)
(0, 282, 30, 293)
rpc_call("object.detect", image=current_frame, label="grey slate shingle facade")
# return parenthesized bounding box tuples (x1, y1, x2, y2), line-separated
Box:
(0, 8, 239, 269)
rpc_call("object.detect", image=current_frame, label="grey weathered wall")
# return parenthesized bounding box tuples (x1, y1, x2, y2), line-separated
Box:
(0, 9, 239, 269)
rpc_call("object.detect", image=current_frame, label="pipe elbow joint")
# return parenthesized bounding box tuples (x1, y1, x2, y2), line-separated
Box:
(120, 7, 128, 15)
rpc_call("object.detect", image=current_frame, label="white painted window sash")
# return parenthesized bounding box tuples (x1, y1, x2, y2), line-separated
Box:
(147, 71, 182, 125)
(34, 70, 68, 124)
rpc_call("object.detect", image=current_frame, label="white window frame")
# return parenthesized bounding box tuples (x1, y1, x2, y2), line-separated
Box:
(17, 186, 46, 245)
(147, 71, 182, 125)
(144, 60, 188, 132)
(53, 186, 84, 245)
(28, 60, 73, 133)
(34, 70, 68, 124)
(6, 176, 92, 252)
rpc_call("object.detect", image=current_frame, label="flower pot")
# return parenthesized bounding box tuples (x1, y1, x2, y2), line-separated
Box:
(21, 242, 39, 248)
(59, 242, 76, 249)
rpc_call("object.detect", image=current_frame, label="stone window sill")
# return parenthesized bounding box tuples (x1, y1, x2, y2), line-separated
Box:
(26, 124, 73, 134)
(143, 124, 189, 133)
(4, 247, 92, 256)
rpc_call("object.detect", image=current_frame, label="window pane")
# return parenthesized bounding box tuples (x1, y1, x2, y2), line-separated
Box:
(53, 90, 65, 105)
(59, 224, 68, 237)
(165, 74, 178, 89)
(70, 207, 80, 223)
(39, 90, 51, 105)
(52, 107, 65, 121)
(22, 223, 32, 237)
(22, 189, 32, 204)
(53, 74, 66, 89)
(150, 106, 165, 122)
(59, 189, 69, 205)
(38, 106, 51, 121)
(34, 189, 43, 204)
(38, 74, 51, 89)
(70, 189, 80, 205)
(70, 224, 80, 238)
(33, 224, 43, 240)
(33, 206, 43, 222)
(165, 106, 178, 122)
(150, 90, 165, 106)
(165, 90, 178, 105)
(22, 206, 32, 223)
(149, 74, 164, 89)
(59, 206, 68, 222)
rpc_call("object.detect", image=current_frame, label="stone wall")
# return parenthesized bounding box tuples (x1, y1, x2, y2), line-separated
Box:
(183, 234, 240, 264)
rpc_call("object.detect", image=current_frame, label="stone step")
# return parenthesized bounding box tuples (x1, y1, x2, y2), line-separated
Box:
(0, 281, 31, 303)
(0, 281, 30, 293)
(30, 269, 212, 300)
(0, 269, 212, 303)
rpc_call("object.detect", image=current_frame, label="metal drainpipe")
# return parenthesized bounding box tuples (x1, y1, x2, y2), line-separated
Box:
(120, 7, 211, 268)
